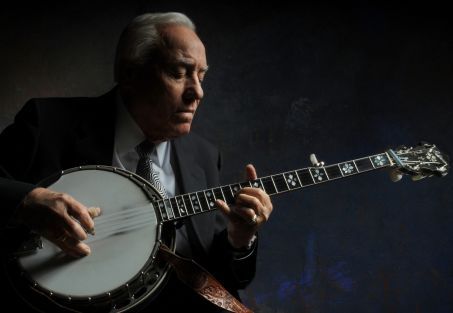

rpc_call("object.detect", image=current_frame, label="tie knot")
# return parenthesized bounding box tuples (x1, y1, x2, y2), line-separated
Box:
(135, 140, 155, 158)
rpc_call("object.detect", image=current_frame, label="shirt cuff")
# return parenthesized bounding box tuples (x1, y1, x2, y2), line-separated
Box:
(228, 234, 257, 260)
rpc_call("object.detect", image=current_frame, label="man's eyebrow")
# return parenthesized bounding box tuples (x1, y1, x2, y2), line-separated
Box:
(200, 65, 209, 73)
(173, 60, 209, 72)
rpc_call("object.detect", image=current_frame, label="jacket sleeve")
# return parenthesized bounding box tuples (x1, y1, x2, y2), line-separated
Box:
(0, 100, 40, 224)
(207, 151, 258, 291)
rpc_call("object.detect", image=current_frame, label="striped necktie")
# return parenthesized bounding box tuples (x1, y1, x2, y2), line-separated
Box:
(135, 140, 168, 199)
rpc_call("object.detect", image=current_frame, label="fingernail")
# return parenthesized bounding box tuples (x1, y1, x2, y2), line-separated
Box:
(80, 244, 91, 256)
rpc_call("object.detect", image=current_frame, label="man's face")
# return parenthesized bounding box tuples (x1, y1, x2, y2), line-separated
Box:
(126, 25, 208, 142)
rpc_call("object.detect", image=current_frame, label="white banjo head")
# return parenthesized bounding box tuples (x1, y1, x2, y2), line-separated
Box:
(10, 166, 174, 312)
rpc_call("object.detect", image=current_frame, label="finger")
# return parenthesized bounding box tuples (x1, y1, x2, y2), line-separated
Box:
(245, 164, 257, 180)
(215, 200, 232, 216)
(61, 210, 89, 241)
(236, 193, 270, 222)
(216, 200, 255, 224)
(231, 205, 257, 222)
(237, 188, 272, 214)
(87, 206, 102, 219)
(64, 195, 96, 234)
(52, 235, 91, 257)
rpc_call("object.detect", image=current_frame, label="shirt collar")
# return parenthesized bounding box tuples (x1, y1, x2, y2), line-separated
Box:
(114, 91, 168, 167)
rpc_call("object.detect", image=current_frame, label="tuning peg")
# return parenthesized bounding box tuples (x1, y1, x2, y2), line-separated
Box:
(310, 153, 325, 167)
(389, 169, 403, 182)
(411, 174, 426, 181)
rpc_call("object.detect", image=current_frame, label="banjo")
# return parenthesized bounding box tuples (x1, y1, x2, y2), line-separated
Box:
(5, 143, 449, 312)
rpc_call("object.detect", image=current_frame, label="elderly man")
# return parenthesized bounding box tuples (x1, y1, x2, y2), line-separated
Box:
(0, 12, 273, 311)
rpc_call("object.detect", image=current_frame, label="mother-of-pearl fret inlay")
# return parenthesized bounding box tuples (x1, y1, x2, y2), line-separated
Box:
(310, 168, 327, 182)
(205, 190, 216, 208)
(284, 172, 301, 189)
(196, 192, 209, 211)
(176, 196, 186, 214)
(251, 180, 261, 188)
(372, 154, 389, 167)
(340, 162, 358, 175)
(231, 184, 241, 194)
(190, 194, 201, 212)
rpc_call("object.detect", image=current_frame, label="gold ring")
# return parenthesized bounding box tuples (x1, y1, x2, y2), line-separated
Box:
(249, 214, 258, 225)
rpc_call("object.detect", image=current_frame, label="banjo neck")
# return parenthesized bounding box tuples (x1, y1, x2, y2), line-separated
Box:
(154, 143, 449, 223)
(155, 152, 392, 222)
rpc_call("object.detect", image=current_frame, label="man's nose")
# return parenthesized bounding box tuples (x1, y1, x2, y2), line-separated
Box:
(183, 76, 204, 102)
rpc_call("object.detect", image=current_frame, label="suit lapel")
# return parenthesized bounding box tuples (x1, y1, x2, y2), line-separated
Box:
(172, 137, 205, 193)
(172, 136, 215, 253)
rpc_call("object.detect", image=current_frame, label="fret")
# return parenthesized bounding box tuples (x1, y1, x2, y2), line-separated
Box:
(259, 178, 266, 190)
(261, 176, 277, 194)
(325, 165, 343, 179)
(175, 195, 187, 216)
(196, 191, 210, 212)
(213, 188, 225, 203)
(163, 199, 174, 219)
(352, 160, 359, 172)
(339, 161, 358, 176)
(204, 189, 217, 210)
(355, 157, 374, 172)
(189, 193, 202, 213)
(283, 171, 302, 189)
(221, 186, 235, 204)
(273, 174, 289, 192)
(294, 170, 303, 187)
(297, 169, 315, 186)
(324, 168, 331, 180)
(182, 194, 194, 215)
(240, 181, 252, 188)
(156, 199, 168, 221)
(309, 167, 328, 183)
(169, 198, 180, 218)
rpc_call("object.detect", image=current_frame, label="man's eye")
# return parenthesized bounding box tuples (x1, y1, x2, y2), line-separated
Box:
(198, 73, 206, 83)
(170, 71, 185, 78)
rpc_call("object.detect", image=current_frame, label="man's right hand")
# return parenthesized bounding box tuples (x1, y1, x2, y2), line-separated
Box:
(14, 187, 101, 257)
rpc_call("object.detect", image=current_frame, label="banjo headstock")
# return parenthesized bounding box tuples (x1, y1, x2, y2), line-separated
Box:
(387, 143, 450, 180)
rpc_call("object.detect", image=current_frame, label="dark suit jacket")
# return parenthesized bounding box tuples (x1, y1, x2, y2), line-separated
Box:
(0, 89, 257, 312)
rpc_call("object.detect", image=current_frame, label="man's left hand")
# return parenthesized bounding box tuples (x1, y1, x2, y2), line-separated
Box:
(216, 164, 273, 249)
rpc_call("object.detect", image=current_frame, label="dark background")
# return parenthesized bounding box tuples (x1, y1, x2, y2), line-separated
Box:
(1, 2, 452, 312)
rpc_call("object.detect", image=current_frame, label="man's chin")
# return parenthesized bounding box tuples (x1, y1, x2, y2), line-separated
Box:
(168, 124, 192, 139)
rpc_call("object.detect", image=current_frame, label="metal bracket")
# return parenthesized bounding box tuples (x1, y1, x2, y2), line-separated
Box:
(310, 153, 325, 167)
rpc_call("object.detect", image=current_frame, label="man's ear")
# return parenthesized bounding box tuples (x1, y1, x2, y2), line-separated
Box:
(120, 66, 138, 88)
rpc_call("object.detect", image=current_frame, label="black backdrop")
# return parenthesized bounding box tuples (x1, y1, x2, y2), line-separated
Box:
(1, 2, 452, 312)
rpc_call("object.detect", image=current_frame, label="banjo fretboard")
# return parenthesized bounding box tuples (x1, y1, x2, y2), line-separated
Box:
(155, 152, 393, 222)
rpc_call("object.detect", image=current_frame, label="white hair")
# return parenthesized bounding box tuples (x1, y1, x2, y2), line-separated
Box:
(114, 12, 196, 83)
